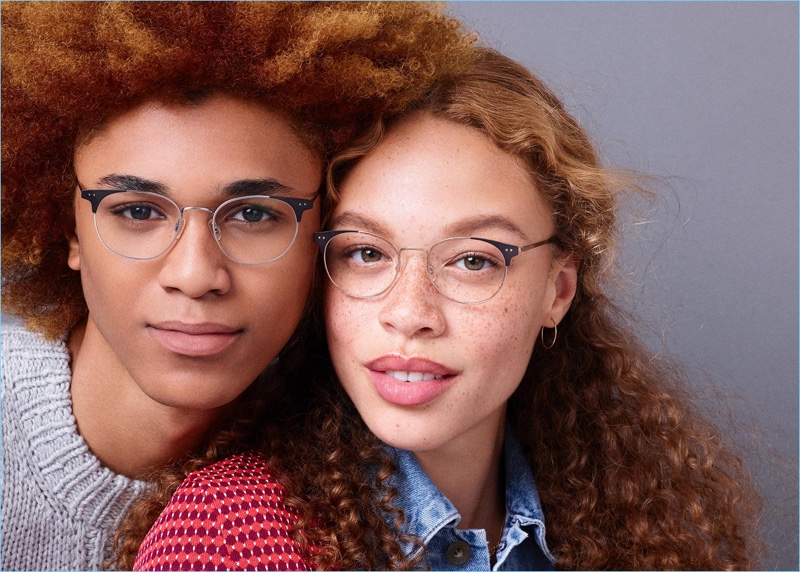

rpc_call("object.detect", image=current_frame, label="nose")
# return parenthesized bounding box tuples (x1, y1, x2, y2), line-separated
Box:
(378, 251, 446, 338)
(157, 209, 232, 297)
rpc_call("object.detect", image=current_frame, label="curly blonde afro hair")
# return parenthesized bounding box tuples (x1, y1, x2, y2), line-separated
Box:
(2, 1, 475, 338)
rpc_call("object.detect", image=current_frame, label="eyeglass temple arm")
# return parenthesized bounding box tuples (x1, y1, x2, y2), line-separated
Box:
(476, 237, 555, 266)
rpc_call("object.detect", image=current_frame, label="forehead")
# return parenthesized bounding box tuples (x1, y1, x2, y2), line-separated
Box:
(74, 94, 322, 197)
(335, 114, 553, 242)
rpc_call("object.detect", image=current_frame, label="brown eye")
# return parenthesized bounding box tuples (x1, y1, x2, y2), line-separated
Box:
(360, 248, 383, 263)
(462, 255, 486, 271)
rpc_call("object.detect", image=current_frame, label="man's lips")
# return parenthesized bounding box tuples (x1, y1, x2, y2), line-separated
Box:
(147, 321, 242, 357)
(366, 355, 457, 406)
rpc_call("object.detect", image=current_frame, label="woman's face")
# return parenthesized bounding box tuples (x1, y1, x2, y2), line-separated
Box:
(69, 94, 321, 413)
(324, 114, 577, 458)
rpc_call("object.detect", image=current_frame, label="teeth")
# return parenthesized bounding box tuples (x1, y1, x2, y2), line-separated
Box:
(386, 370, 444, 383)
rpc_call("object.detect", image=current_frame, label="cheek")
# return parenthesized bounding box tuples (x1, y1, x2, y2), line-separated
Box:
(324, 288, 352, 343)
(323, 288, 368, 368)
(80, 256, 156, 347)
(244, 258, 315, 324)
(466, 295, 541, 377)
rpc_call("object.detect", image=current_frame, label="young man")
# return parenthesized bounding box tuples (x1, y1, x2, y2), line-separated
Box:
(1, 3, 474, 568)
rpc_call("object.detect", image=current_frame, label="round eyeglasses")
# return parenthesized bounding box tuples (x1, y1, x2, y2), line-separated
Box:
(80, 186, 317, 265)
(314, 230, 554, 305)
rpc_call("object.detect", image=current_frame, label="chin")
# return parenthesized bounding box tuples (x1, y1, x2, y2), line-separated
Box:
(369, 423, 441, 453)
(144, 386, 239, 412)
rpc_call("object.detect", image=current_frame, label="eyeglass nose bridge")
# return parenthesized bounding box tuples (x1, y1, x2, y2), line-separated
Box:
(169, 205, 223, 245)
(176, 205, 221, 238)
(395, 246, 441, 291)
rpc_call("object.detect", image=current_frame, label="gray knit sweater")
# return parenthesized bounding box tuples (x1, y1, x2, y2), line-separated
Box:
(2, 320, 149, 570)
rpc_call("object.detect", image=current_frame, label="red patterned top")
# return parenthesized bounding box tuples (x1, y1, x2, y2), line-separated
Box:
(134, 451, 310, 571)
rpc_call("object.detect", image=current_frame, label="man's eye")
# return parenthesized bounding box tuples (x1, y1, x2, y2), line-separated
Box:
(230, 206, 277, 223)
(110, 204, 164, 220)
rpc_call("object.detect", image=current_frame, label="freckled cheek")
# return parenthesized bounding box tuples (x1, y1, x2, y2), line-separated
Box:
(458, 299, 539, 389)
(324, 297, 364, 358)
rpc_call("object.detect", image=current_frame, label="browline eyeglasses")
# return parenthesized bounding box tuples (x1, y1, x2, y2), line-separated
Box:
(78, 182, 317, 265)
(314, 229, 555, 305)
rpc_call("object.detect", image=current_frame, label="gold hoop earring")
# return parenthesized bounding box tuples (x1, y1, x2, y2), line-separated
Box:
(540, 322, 557, 349)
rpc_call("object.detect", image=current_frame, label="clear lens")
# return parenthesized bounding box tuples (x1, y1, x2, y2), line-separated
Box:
(323, 232, 398, 297)
(214, 196, 300, 264)
(322, 232, 507, 304)
(93, 191, 181, 260)
(429, 238, 507, 304)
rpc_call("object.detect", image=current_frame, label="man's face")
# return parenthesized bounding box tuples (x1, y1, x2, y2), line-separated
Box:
(69, 94, 321, 412)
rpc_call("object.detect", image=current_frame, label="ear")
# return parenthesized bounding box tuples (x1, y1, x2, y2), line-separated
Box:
(546, 255, 578, 326)
(65, 220, 81, 272)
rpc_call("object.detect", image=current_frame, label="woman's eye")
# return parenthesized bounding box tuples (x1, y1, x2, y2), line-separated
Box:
(453, 253, 493, 271)
(354, 247, 384, 263)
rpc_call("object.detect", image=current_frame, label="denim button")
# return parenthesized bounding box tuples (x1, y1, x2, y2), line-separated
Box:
(446, 540, 472, 565)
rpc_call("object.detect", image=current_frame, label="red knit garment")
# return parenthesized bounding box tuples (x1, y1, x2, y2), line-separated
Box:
(134, 451, 310, 571)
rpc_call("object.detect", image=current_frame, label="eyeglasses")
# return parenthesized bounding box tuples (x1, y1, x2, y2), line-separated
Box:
(314, 230, 554, 304)
(79, 185, 317, 265)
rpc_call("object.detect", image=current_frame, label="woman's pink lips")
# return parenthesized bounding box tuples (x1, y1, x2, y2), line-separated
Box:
(367, 355, 456, 376)
(366, 355, 457, 407)
(148, 322, 242, 357)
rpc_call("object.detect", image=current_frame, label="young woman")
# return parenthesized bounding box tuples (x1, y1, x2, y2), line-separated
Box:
(0, 3, 473, 569)
(134, 47, 761, 570)
(312, 47, 761, 570)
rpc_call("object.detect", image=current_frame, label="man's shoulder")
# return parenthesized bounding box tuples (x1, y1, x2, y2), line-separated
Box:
(2, 317, 69, 385)
(181, 451, 280, 493)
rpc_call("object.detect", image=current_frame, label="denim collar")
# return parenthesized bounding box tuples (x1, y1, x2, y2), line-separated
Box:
(388, 429, 555, 564)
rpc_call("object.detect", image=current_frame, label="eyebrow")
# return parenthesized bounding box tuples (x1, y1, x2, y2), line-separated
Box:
(328, 212, 391, 236)
(98, 174, 167, 194)
(443, 215, 530, 241)
(222, 179, 295, 198)
(96, 174, 296, 198)
(330, 211, 531, 242)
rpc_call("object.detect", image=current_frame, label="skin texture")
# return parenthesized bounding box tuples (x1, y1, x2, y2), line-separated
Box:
(324, 114, 577, 541)
(67, 94, 321, 478)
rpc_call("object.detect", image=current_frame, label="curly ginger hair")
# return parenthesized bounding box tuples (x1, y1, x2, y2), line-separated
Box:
(1, 0, 475, 339)
(320, 47, 764, 570)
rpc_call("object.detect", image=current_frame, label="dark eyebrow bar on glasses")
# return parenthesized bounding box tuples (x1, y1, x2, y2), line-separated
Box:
(79, 186, 318, 221)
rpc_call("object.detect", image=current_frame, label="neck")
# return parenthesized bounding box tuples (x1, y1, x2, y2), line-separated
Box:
(414, 412, 507, 548)
(68, 319, 226, 480)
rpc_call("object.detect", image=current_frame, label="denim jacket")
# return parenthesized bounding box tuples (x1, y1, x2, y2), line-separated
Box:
(387, 432, 555, 570)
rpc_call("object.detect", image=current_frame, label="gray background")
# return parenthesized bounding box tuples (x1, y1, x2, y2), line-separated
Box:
(448, 2, 798, 569)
